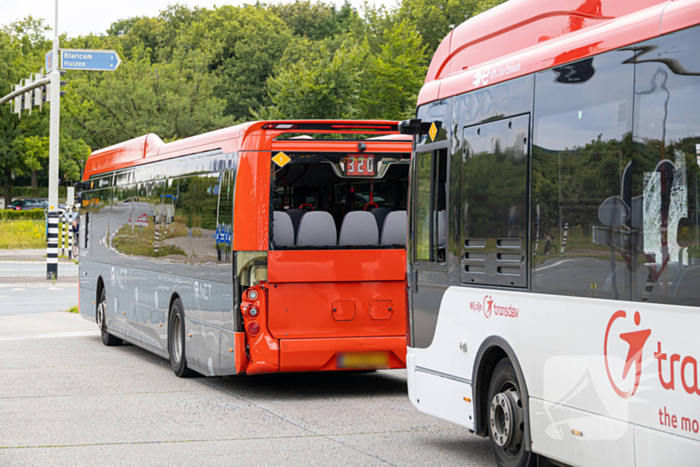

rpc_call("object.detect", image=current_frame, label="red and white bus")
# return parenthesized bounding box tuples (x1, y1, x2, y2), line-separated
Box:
(401, 1, 700, 466)
(78, 120, 411, 377)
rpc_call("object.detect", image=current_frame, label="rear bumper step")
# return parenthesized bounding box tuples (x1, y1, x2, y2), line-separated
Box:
(279, 336, 407, 373)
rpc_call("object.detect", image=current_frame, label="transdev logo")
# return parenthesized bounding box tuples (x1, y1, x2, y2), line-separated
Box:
(469, 295, 519, 319)
(604, 311, 651, 399)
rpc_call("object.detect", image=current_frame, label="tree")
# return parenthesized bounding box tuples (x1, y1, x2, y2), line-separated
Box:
(0, 17, 50, 205)
(359, 20, 428, 119)
(267, 0, 358, 41)
(187, 5, 294, 120)
(257, 39, 369, 120)
(63, 44, 232, 150)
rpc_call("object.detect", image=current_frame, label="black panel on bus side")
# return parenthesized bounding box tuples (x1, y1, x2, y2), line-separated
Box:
(460, 115, 530, 287)
(531, 48, 635, 301)
(451, 75, 534, 289)
(631, 25, 700, 307)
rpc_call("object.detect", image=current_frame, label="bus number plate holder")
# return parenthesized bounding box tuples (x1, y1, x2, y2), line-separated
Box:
(337, 351, 390, 369)
(345, 154, 375, 177)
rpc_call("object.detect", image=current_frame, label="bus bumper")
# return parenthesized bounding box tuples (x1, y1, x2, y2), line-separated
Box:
(278, 336, 407, 373)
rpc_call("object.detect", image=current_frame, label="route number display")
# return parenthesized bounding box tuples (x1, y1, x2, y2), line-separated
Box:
(345, 154, 375, 177)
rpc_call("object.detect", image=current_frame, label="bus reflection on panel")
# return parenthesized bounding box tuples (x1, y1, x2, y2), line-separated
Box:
(402, 1, 700, 467)
(77, 121, 411, 378)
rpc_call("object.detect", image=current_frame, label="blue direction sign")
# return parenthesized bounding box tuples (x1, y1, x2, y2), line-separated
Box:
(60, 49, 122, 71)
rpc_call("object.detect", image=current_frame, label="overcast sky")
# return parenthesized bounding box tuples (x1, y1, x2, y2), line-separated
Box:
(2, 0, 393, 38)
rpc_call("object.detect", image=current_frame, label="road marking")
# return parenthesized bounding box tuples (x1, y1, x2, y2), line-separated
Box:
(534, 258, 584, 272)
(11, 288, 27, 291)
(0, 331, 99, 341)
(0, 295, 9, 298)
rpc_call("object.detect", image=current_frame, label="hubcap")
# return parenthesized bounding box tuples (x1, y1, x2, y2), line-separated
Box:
(490, 388, 523, 453)
(172, 314, 182, 364)
(490, 393, 513, 447)
(97, 300, 105, 329)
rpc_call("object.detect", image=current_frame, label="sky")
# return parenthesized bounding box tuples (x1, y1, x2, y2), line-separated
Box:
(1, 0, 393, 38)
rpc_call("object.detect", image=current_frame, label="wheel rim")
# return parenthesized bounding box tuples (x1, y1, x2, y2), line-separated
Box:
(96, 299, 105, 329)
(172, 313, 182, 364)
(490, 385, 524, 457)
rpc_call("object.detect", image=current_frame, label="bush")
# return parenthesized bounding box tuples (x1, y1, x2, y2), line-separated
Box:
(0, 209, 46, 220)
(0, 187, 68, 198)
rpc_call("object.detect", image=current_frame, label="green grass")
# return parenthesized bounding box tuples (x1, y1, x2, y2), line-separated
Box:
(0, 220, 75, 249)
(64, 306, 79, 314)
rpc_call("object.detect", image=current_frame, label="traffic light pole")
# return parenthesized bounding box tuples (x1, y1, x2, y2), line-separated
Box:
(46, 0, 61, 279)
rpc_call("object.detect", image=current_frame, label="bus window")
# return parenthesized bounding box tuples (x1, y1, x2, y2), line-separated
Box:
(632, 25, 700, 307)
(415, 152, 432, 261)
(271, 154, 409, 248)
(413, 149, 447, 263)
(460, 117, 528, 287)
(532, 49, 634, 300)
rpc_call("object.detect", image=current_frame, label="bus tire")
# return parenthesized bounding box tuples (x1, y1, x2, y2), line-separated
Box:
(486, 358, 536, 467)
(97, 288, 122, 346)
(168, 299, 194, 378)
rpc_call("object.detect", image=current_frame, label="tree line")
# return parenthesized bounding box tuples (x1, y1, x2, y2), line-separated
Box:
(0, 0, 505, 203)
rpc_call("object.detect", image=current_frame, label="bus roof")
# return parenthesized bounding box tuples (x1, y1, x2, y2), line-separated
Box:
(419, 0, 700, 106)
(83, 120, 405, 180)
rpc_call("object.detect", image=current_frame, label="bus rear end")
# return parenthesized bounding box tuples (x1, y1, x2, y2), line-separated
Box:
(240, 122, 411, 375)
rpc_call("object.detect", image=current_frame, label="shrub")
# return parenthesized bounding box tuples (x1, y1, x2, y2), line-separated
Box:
(0, 209, 46, 220)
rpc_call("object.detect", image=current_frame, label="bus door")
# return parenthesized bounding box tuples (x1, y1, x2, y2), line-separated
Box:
(410, 146, 449, 349)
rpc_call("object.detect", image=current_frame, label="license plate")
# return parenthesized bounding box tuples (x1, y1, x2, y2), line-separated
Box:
(337, 351, 390, 369)
(344, 154, 376, 177)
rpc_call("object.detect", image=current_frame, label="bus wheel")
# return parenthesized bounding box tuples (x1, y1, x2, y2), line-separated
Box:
(487, 358, 534, 467)
(97, 288, 122, 346)
(168, 299, 194, 377)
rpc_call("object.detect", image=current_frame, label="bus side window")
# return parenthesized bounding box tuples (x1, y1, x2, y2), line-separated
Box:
(532, 48, 634, 300)
(414, 149, 447, 263)
(632, 25, 700, 307)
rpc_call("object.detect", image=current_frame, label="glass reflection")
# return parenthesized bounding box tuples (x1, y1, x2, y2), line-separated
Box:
(532, 49, 634, 300)
(632, 25, 700, 307)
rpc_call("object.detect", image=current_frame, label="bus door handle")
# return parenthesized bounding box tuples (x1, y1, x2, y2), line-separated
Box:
(413, 270, 419, 293)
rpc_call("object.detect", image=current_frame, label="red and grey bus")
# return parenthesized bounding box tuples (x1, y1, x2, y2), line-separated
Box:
(401, 1, 700, 466)
(77, 120, 411, 377)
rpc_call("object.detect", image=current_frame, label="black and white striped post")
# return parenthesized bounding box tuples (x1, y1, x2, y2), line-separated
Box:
(560, 222, 569, 254)
(67, 206, 73, 259)
(46, 211, 59, 279)
(61, 209, 68, 256)
(154, 218, 161, 254)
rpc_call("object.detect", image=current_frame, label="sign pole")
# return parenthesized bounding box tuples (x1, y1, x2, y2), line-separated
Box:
(46, 0, 60, 279)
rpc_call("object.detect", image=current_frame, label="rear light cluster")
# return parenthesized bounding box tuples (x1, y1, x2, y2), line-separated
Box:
(245, 288, 262, 335)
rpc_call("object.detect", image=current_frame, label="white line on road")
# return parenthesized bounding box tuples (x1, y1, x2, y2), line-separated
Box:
(11, 288, 27, 291)
(534, 258, 584, 272)
(0, 331, 100, 341)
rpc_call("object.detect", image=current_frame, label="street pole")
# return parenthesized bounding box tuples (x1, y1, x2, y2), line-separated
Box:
(46, 0, 60, 279)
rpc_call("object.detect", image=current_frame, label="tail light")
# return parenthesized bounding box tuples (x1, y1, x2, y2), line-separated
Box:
(248, 322, 260, 335)
(247, 306, 259, 318)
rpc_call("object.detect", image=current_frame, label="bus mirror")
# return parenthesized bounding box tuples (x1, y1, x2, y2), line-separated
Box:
(398, 119, 432, 136)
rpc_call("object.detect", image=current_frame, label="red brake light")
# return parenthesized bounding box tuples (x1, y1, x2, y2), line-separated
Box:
(248, 322, 260, 335)
(247, 306, 259, 318)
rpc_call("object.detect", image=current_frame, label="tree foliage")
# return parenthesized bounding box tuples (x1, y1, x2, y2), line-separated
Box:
(0, 0, 508, 196)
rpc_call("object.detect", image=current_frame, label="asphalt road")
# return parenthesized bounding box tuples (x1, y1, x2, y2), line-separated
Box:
(0, 286, 77, 316)
(0, 312, 495, 467)
(0, 262, 78, 277)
